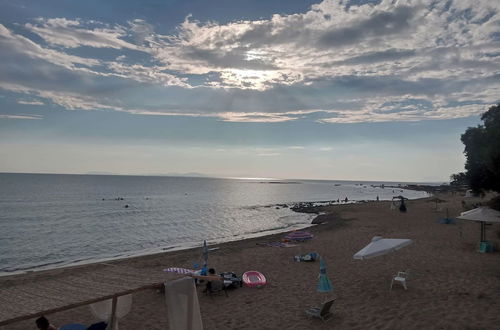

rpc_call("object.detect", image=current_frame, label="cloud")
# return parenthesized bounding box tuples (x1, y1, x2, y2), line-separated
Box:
(257, 153, 281, 157)
(25, 18, 140, 50)
(18, 100, 44, 105)
(0, 82, 124, 111)
(0, 23, 100, 71)
(317, 5, 416, 48)
(0, 114, 42, 120)
(214, 112, 296, 123)
(0, 0, 498, 123)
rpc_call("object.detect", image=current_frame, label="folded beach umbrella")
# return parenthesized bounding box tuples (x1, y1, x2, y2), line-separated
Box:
(284, 231, 314, 242)
(427, 197, 446, 210)
(201, 240, 209, 276)
(353, 236, 413, 259)
(317, 257, 333, 294)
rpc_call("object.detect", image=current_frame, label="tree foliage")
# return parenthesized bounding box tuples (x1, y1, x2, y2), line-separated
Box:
(461, 103, 500, 193)
(450, 172, 467, 187)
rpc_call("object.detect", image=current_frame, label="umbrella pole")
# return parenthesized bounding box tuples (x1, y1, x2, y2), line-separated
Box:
(481, 222, 486, 242)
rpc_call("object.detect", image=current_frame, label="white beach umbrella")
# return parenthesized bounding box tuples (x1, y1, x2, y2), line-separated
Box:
(457, 207, 500, 242)
(457, 207, 500, 223)
(353, 236, 413, 259)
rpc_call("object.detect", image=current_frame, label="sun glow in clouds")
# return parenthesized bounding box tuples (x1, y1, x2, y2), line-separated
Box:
(214, 69, 298, 90)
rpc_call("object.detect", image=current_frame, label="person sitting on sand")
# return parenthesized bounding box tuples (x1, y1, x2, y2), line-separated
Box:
(35, 316, 57, 330)
(204, 268, 216, 291)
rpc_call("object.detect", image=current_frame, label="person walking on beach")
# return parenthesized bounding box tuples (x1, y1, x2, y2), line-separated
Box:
(36, 316, 57, 330)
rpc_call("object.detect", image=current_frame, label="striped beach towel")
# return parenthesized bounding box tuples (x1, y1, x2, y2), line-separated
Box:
(283, 231, 314, 242)
(163, 267, 196, 275)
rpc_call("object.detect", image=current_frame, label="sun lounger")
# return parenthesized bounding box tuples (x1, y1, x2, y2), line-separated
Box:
(305, 299, 335, 321)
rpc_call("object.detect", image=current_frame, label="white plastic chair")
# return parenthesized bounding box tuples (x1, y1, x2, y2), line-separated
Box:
(390, 270, 409, 290)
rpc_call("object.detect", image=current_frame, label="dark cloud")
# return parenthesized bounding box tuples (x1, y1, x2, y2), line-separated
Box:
(237, 19, 311, 47)
(322, 48, 416, 67)
(318, 6, 415, 48)
(183, 46, 278, 70)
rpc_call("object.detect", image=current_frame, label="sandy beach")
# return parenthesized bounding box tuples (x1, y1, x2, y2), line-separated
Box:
(2, 193, 500, 330)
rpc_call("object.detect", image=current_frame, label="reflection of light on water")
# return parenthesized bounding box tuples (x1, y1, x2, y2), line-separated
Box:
(227, 177, 280, 181)
(0, 174, 430, 273)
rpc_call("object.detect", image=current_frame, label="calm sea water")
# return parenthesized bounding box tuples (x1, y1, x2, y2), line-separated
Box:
(0, 173, 428, 273)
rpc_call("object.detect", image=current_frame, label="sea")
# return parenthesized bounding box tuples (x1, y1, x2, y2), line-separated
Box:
(0, 173, 429, 274)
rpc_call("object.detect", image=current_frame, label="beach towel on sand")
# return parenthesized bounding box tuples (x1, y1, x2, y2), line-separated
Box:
(294, 252, 318, 262)
(257, 241, 297, 248)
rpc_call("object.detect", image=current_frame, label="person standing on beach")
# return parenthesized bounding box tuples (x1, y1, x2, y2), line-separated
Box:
(399, 197, 407, 212)
(35, 316, 57, 330)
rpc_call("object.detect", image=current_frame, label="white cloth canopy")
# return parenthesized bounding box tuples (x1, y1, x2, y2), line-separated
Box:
(457, 207, 500, 223)
(457, 207, 500, 242)
(165, 277, 203, 330)
(353, 236, 413, 260)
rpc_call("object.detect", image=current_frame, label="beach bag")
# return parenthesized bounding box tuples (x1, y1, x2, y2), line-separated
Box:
(220, 272, 242, 288)
(294, 252, 318, 262)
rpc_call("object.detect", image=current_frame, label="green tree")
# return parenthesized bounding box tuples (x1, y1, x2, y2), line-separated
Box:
(461, 103, 500, 193)
(450, 172, 467, 187)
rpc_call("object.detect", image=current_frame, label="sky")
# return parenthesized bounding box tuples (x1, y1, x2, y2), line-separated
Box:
(0, 0, 499, 182)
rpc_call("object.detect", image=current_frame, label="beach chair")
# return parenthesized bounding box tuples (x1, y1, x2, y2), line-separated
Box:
(390, 270, 410, 290)
(305, 299, 335, 321)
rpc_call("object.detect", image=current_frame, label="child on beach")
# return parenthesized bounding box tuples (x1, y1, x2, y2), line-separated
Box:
(35, 316, 57, 330)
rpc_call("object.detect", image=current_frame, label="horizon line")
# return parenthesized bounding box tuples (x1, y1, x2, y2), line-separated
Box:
(0, 171, 447, 185)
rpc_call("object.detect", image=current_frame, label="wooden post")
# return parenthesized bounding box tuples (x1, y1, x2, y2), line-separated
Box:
(109, 296, 118, 330)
